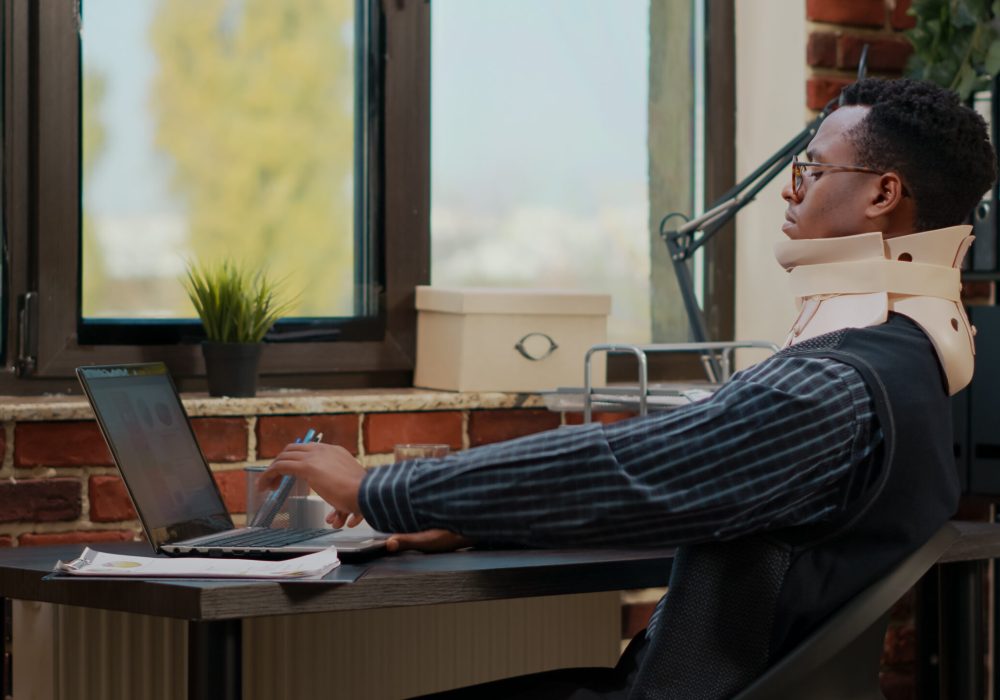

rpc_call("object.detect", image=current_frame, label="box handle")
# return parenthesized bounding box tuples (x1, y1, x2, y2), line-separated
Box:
(514, 332, 559, 361)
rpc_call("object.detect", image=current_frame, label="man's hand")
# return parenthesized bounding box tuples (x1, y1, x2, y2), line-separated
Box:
(260, 442, 365, 527)
(385, 529, 473, 553)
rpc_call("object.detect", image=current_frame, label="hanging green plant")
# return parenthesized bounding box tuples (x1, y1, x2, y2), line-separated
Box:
(905, 0, 1000, 99)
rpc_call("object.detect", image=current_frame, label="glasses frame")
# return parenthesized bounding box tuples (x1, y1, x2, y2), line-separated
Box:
(791, 155, 883, 197)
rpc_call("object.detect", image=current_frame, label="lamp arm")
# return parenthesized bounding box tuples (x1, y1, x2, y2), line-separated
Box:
(660, 98, 835, 343)
(652, 48, 868, 357)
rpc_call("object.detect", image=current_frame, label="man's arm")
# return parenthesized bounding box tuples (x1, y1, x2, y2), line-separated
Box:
(358, 355, 879, 548)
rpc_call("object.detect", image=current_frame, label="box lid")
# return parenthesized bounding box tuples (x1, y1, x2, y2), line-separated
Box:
(415, 286, 611, 316)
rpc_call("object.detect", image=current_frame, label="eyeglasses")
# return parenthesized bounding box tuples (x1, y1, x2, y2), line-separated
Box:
(791, 156, 882, 196)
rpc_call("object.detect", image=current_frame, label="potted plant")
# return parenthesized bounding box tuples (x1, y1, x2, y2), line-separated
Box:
(183, 260, 296, 397)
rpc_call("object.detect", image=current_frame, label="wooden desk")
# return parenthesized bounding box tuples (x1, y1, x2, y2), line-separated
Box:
(0, 543, 675, 699)
(6, 523, 996, 699)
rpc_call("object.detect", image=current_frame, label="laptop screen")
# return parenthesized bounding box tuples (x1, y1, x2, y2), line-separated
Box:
(77, 364, 234, 548)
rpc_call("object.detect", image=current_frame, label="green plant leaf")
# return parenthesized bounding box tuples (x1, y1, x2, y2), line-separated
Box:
(986, 35, 1000, 74)
(181, 259, 298, 343)
(952, 0, 980, 28)
(907, 0, 1000, 92)
(954, 62, 979, 98)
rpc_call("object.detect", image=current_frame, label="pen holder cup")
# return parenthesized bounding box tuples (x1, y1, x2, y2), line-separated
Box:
(394, 444, 451, 461)
(244, 465, 311, 529)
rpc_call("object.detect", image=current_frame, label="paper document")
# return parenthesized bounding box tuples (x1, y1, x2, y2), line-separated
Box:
(54, 547, 340, 580)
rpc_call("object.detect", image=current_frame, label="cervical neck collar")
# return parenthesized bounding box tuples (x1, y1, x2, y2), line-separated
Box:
(774, 225, 975, 395)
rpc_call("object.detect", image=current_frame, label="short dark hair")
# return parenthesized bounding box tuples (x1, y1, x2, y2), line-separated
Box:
(839, 78, 997, 231)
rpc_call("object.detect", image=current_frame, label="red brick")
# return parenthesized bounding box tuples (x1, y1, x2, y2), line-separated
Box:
(213, 469, 247, 514)
(468, 410, 561, 447)
(15, 421, 113, 468)
(879, 668, 915, 700)
(255, 415, 360, 458)
(565, 411, 637, 426)
(806, 0, 886, 27)
(621, 602, 657, 639)
(838, 35, 912, 72)
(0, 535, 12, 547)
(364, 412, 463, 454)
(0, 479, 81, 522)
(807, 77, 853, 111)
(890, 0, 916, 30)
(19, 529, 135, 547)
(88, 476, 137, 522)
(807, 31, 838, 68)
(881, 623, 916, 666)
(191, 418, 248, 462)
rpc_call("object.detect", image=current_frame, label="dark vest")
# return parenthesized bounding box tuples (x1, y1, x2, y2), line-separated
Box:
(629, 314, 960, 700)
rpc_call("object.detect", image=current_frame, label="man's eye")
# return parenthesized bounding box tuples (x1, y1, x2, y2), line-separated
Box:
(809, 170, 822, 180)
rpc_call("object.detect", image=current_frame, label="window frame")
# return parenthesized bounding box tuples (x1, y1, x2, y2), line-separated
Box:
(1, 0, 430, 393)
(702, 0, 736, 342)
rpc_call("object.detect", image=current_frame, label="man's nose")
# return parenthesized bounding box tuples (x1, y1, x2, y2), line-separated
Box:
(781, 179, 799, 203)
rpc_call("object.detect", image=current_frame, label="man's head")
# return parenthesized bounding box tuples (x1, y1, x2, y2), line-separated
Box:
(781, 78, 996, 240)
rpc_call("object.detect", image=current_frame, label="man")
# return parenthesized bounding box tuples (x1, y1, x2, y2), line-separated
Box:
(262, 79, 997, 698)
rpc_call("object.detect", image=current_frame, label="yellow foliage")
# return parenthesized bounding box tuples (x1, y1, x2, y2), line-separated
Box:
(150, 0, 356, 317)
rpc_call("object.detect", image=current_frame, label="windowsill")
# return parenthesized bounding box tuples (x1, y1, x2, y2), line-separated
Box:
(0, 387, 548, 422)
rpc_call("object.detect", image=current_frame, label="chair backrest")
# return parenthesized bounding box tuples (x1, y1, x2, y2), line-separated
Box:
(732, 522, 958, 700)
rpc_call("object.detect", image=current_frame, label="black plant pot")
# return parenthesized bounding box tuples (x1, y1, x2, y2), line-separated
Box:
(201, 342, 263, 397)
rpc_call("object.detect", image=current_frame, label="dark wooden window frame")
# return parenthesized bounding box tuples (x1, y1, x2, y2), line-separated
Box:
(702, 0, 736, 342)
(0, 0, 430, 394)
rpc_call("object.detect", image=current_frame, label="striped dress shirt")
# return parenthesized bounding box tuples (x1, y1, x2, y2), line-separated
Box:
(359, 354, 880, 548)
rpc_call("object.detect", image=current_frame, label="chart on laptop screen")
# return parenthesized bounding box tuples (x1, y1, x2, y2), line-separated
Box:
(83, 369, 227, 530)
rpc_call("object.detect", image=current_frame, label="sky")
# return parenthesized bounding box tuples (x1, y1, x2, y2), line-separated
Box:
(431, 0, 649, 216)
(82, 0, 174, 217)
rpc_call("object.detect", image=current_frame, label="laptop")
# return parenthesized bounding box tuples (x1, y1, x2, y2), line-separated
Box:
(76, 363, 388, 557)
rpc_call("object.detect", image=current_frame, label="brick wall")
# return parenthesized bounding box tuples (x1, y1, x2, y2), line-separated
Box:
(805, 0, 915, 110)
(0, 404, 652, 646)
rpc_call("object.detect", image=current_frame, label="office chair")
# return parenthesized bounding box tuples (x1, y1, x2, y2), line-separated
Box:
(732, 522, 958, 700)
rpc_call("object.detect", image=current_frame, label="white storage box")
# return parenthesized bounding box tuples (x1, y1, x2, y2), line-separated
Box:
(414, 286, 610, 392)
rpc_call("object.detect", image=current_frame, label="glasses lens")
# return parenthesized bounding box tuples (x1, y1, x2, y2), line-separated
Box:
(792, 161, 802, 195)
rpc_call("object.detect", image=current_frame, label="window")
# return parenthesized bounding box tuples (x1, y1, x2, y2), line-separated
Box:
(80, 1, 362, 324)
(0, 0, 733, 393)
(2, 0, 430, 391)
(430, 0, 651, 342)
(429, 0, 735, 346)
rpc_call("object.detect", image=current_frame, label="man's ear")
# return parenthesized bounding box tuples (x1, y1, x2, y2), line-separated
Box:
(864, 172, 907, 220)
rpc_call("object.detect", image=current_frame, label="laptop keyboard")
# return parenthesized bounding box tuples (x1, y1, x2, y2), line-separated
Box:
(195, 528, 333, 548)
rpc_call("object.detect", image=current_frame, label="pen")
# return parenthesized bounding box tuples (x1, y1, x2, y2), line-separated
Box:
(250, 428, 318, 528)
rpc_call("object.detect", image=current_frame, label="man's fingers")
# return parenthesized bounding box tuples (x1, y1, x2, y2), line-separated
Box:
(276, 442, 316, 454)
(384, 533, 423, 552)
(257, 459, 305, 491)
(327, 509, 349, 529)
(256, 468, 284, 492)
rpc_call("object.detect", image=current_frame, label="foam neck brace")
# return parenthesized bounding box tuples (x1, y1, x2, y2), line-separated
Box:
(773, 225, 975, 395)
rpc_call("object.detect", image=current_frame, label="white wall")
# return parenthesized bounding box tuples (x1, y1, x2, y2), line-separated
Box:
(734, 1, 807, 355)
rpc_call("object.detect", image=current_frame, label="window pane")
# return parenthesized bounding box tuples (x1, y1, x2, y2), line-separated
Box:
(81, 0, 358, 320)
(430, 1, 651, 342)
